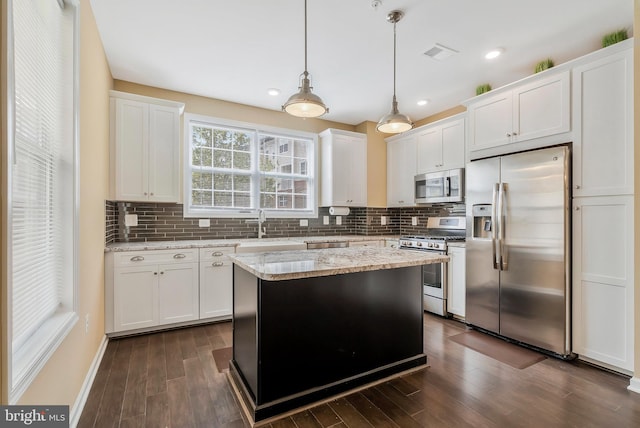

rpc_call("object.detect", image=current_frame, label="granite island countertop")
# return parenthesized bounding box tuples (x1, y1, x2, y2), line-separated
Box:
(228, 246, 448, 281)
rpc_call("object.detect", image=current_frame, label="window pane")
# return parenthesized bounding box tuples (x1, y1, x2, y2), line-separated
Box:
(260, 154, 277, 172)
(235, 192, 251, 207)
(214, 192, 232, 207)
(278, 195, 292, 208)
(293, 140, 308, 157)
(233, 132, 251, 151)
(192, 126, 212, 148)
(294, 195, 307, 208)
(234, 151, 251, 170)
(261, 193, 276, 209)
(294, 180, 308, 193)
(213, 173, 232, 190)
(277, 178, 293, 191)
(234, 175, 251, 192)
(294, 159, 308, 175)
(261, 176, 277, 193)
(213, 129, 233, 149)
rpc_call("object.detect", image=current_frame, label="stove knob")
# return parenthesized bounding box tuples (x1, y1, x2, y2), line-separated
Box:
(417, 242, 422, 247)
(427, 243, 433, 248)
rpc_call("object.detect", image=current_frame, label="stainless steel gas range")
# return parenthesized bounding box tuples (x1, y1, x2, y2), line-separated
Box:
(399, 217, 466, 316)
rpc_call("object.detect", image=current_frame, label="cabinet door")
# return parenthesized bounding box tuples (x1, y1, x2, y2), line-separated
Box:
(572, 49, 633, 197)
(148, 105, 180, 202)
(440, 118, 465, 169)
(200, 260, 233, 319)
(158, 262, 199, 325)
(114, 99, 149, 201)
(387, 136, 416, 207)
(416, 128, 442, 173)
(572, 196, 634, 371)
(321, 132, 367, 206)
(113, 265, 158, 332)
(514, 71, 570, 142)
(467, 91, 512, 151)
(447, 246, 466, 317)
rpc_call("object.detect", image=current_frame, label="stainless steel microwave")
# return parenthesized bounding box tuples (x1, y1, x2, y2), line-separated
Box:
(414, 168, 464, 204)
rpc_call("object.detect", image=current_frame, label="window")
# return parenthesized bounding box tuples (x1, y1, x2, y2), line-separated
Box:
(7, 0, 79, 402)
(184, 114, 317, 218)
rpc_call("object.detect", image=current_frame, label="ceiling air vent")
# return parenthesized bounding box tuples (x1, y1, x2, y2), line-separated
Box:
(424, 43, 459, 61)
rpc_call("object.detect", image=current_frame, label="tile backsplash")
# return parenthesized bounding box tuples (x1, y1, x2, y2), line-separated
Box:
(105, 201, 465, 244)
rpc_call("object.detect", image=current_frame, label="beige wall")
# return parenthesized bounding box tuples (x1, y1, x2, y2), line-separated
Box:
(10, 0, 113, 408)
(634, 0, 639, 381)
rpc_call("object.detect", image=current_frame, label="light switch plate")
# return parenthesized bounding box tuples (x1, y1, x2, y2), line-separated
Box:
(124, 214, 138, 227)
(199, 219, 210, 227)
(299, 219, 308, 227)
(381, 216, 387, 226)
(336, 216, 342, 225)
(323, 215, 329, 225)
(411, 216, 418, 226)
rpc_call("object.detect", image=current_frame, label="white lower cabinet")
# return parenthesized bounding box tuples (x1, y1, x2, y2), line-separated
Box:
(199, 247, 234, 320)
(572, 196, 634, 372)
(447, 245, 466, 318)
(107, 249, 199, 335)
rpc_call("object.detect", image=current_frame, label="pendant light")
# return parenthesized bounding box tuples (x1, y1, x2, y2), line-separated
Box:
(282, 0, 328, 118)
(377, 10, 413, 133)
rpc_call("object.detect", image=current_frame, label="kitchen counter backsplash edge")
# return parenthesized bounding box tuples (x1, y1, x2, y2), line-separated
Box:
(105, 235, 402, 252)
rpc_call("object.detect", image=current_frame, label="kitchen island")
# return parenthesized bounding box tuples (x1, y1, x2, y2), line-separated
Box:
(228, 246, 448, 422)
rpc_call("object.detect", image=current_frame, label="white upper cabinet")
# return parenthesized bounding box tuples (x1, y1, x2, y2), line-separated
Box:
(466, 71, 570, 157)
(572, 42, 633, 197)
(320, 129, 367, 207)
(386, 134, 417, 207)
(110, 90, 185, 202)
(416, 115, 465, 173)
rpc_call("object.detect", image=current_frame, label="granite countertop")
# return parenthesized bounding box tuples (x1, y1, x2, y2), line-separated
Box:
(105, 235, 400, 252)
(228, 246, 448, 281)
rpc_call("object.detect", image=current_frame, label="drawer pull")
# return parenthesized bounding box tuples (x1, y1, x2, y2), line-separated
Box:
(130, 256, 145, 262)
(173, 253, 186, 259)
(212, 262, 224, 267)
(212, 251, 224, 257)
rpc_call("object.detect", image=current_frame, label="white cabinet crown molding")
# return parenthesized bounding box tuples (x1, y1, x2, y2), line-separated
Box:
(110, 90, 185, 115)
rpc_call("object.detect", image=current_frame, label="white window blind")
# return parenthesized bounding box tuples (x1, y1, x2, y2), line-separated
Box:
(9, 0, 78, 401)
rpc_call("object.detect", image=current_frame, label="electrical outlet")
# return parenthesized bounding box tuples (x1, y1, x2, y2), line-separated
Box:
(299, 219, 308, 227)
(412, 216, 418, 226)
(381, 216, 387, 226)
(323, 215, 329, 225)
(199, 219, 210, 227)
(85, 314, 90, 333)
(336, 216, 342, 226)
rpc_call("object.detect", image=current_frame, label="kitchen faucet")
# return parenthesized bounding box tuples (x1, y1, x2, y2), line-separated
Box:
(257, 209, 267, 239)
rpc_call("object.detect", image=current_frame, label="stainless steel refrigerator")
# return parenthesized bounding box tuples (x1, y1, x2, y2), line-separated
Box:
(465, 145, 571, 356)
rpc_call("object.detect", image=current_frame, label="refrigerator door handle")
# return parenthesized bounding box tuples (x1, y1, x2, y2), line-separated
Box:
(492, 183, 499, 270)
(499, 182, 508, 271)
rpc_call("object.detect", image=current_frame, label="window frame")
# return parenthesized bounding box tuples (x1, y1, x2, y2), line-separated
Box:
(183, 113, 318, 218)
(6, 0, 80, 403)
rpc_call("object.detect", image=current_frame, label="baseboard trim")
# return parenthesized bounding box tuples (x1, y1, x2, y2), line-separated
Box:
(69, 335, 109, 428)
(628, 377, 640, 394)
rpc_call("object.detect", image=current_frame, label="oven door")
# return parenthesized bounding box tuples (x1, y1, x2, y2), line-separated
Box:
(422, 251, 447, 299)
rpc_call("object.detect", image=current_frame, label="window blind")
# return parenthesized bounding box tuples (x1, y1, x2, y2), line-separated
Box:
(10, 0, 77, 396)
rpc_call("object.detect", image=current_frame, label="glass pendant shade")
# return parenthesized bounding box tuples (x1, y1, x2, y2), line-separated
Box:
(282, 71, 328, 117)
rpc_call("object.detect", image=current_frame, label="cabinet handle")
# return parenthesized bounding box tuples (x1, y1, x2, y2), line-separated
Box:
(399, 200, 404, 203)
(160, 271, 164, 274)
(173, 253, 186, 259)
(154, 272, 158, 275)
(144, 192, 148, 196)
(212, 262, 224, 267)
(506, 133, 511, 137)
(130, 256, 145, 262)
(512, 131, 518, 136)
(150, 192, 154, 196)
(212, 251, 224, 257)
(575, 185, 581, 189)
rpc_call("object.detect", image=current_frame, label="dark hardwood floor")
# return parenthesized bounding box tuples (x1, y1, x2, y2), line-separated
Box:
(78, 314, 640, 427)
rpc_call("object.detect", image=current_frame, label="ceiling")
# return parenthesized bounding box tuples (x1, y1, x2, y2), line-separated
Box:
(90, 0, 633, 127)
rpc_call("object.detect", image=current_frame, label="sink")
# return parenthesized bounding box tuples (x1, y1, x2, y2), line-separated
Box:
(236, 240, 307, 253)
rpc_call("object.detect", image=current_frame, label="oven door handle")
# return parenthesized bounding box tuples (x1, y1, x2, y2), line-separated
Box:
(492, 183, 499, 270)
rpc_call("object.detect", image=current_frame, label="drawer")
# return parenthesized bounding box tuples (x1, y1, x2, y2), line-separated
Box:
(114, 249, 198, 267)
(199, 246, 235, 262)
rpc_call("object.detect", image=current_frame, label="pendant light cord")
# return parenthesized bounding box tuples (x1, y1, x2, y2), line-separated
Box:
(304, 0, 308, 74)
(393, 20, 397, 99)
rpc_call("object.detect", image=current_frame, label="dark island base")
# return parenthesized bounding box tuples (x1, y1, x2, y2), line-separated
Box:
(228, 354, 427, 423)
(231, 265, 426, 422)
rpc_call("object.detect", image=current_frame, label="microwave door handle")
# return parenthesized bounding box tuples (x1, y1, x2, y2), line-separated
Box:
(492, 183, 499, 270)
(445, 176, 451, 196)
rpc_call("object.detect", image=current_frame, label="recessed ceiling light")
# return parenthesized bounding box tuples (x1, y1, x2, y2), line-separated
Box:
(267, 88, 280, 96)
(485, 48, 504, 60)
(417, 99, 429, 106)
